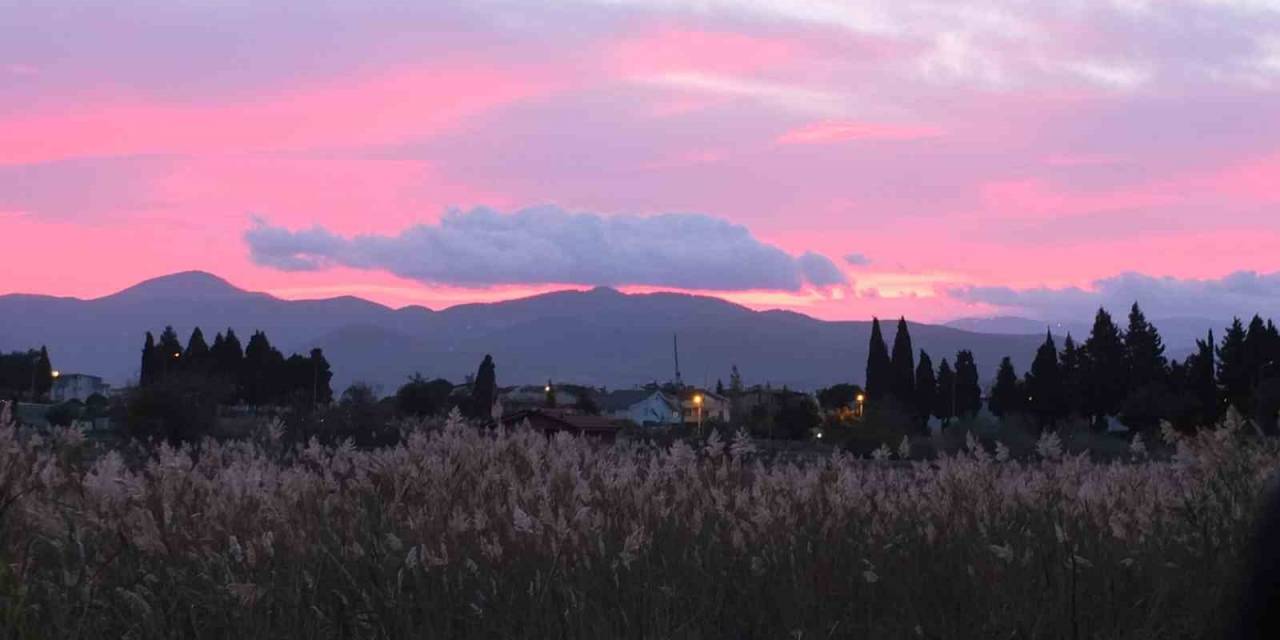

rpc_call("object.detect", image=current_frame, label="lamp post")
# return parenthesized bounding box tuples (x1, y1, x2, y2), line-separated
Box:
(693, 393, 703, 435)
(855, 393, 865, 419)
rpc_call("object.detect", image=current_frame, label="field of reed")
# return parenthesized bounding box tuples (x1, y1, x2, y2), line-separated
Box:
(1, 404, 1277, 639)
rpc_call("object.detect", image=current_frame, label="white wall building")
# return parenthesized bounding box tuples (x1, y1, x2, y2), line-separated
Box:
(51, 373, 111, 403)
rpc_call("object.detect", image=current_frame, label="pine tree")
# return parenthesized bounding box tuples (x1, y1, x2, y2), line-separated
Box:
(913, 350, 936, 433)
(988, 357, 1022, 418)
(140, 331, 157, 387)
(545, 379, 557, 408)
(865, 318, 892, 403)
(1218, 318, 1250, 413)
(934, 358, 956, 427)
(157, 326, 184, 379)
(1058, 334, 1085, 418)
(889, 317, 916, 405)
(954, 350, 982, 418)
(470, 355, 498, 420)
(1026, 332, 1065, 427)
(1124, 303, 1168, 390)
(729, 365, 744, 397)
(1083, 308, 1126, 429)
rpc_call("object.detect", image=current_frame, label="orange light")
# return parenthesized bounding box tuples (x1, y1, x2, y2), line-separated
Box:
(173, 352, 181, 358)
(693, 394, 703, 405)
(856, 394, 865, 403)
(51, 370, 60, 378)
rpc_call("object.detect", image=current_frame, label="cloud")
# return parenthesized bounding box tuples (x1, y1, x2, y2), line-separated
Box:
(949, 271, 1280, 321)
(246, 205, 847, 291)
(776, 121, 942, 144)
(844, 252, 871, 266)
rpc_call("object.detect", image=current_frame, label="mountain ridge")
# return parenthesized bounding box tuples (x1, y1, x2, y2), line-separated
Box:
(2, 271, 1045, 393)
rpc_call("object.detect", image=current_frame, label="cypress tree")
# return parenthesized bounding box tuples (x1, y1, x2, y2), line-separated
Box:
(988, 357, 1022, 418)
(1245, 315, 1271, 388)
(184, 327, 210, 372)
(140, 332, 157, 387)
(1083, 308, 1126, 429)
(865, 318, 892, 403)
(954, 350, 982, 418)
(310, 348, 334, 405)
(470, 355, 498, 420)
(913, 350, 936, 433)
(889, 317, 916, 405)
(242, 331, 285, 406)
(1218, 318, 1250, 413)
(934, 358, 956, 427)
(34, 346, 53, 400)
(157, 326, 184, 380)
(1026, 332, 1065, 428)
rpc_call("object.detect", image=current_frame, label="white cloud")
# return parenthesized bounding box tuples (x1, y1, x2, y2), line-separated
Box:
(246, 205, 847, 291)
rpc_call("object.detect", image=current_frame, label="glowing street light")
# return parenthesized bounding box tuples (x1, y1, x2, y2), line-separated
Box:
(692, 393, 704, 433)
(51, 370, 60, 378)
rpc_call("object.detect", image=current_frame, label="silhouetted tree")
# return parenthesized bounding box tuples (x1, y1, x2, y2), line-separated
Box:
(156, 326, 184, 380)
(934, 358, 956, 427)
(1219, 318, 1251, 414)
(545, 379, 557, 408)
(1026, 332, 1065, 428)
(865, 318, 892, 402)
(1124, 303, 1167, 390)
(729, 365, 744, 397)
(184, 327, 210, 372)
(242, 331, 285, 406)
(988, 357, 1022, 419)
(816, 384, 862, 411)
(913, 350, 936, 433)
(1185, 331, 1218, 428)
(889, 317, 916, 405)
(1059, 334, 1085, 418)
(396, 374, 454, 417)
(309, 348, 333, 405)
(954, 350, 982, 418)
(574, 392, 601, 416)
(1083, 309, 1126, 430)
(34, 346, 53, 400)
(140, 332, 158, 387)
(469, 355, 497, 420)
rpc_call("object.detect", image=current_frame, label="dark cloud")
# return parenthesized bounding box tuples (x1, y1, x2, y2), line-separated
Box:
(246, 206, 847, 291)
(949, 271, 1280, 321)
(844, 252, 871, 266)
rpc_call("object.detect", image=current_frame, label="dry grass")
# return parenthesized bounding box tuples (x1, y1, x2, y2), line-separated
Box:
(1, 404, 1275, 639)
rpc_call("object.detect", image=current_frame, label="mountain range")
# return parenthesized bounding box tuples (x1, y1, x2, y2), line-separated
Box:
(1, 272, 1050, 394)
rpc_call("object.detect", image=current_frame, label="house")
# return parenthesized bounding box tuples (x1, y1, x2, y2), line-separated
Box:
(737, 386, 818, 420)
(679, 388, 731, 425)
(51, 373, 111, 403)
(500, 408, 623, 443)
(499, 384, 580, 411)
(599, 389, 680, 426)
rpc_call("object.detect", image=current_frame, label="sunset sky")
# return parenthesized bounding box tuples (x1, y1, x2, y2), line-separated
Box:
(3, 1, 1279, 322)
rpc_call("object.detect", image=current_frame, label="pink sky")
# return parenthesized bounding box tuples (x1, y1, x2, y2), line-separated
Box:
(3, 1, 1280, 322)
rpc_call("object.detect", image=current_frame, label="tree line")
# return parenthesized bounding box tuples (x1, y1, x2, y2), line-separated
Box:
(0, 347, 54, 401)
(865, 305, 1280, 436)
(140, 326, 334, 406)
(864, 317, 983, 434)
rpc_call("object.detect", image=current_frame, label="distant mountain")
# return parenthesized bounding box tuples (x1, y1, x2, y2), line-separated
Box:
(1, 272, 1044, 393)
(944, 316, 1087, 337)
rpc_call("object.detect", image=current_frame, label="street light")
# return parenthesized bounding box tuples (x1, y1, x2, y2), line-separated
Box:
(693, 393, 704, 434)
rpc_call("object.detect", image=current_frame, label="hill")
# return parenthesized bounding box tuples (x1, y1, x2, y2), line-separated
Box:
(0, 272, 1043, 393)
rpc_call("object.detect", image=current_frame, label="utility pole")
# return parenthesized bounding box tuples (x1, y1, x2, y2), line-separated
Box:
(673, 334, 682, 388)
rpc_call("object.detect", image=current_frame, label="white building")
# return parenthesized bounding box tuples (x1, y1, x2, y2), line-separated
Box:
(600, 389, 680, 426)
(51, 373, 111, 403)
